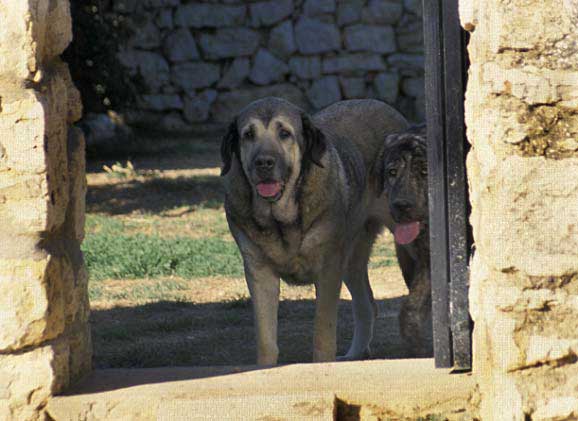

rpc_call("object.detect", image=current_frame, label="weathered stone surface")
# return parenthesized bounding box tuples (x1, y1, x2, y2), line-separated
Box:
(118, 50, 170, 93)
(340, 77, 366, 98)
(156, 8, 173, 29)
(323, 54, 386, 74)
(307, 76, 342, 108)
(199, 28, 260, 59)
(0, 341, 69, 421)
(401, 77, 424, 97)
(129, 20, 162, 49)
(160, 112, 192, 132)
(218, 58, 250, 89)
(65, 127, 87, 243)
(113, 0, 138, 13)
(171, 62, 220, 92)
(139, 94, 184, 111)
(289, 56, 322, 79)
(337, 0, 364, 26)
(387, 53, 425, 75)
(212, 84, 309, 122)
(404, 0, 422, 16)
(344, 24, 396, 53)
(533, 397, 578, 421)
(268, 20, 297, 59)
(250, 49, 290, 86)
(373, 72, 400, 103)
(163, 28, 199, 63)
(0, 256, 67, 352)
(396, 19, 423, 53)
(362, 0, 404, 25)
(250, 0, 293, 27)
(174, 4, 246, 28)
(295, 18, 341, 54)
(143, 0, 179, 8)
(183, 90, 218, 123)
(304, 0, 336, 16)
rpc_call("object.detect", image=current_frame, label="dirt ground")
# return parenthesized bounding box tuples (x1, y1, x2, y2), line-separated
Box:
(86, 136, 430, 368)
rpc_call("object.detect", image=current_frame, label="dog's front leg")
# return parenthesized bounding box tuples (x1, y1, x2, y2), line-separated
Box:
(244, 260, 281, 366)
(312, 269, 342, 362)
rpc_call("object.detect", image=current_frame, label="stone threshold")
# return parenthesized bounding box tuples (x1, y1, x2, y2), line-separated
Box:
(46, 359, 475, 420)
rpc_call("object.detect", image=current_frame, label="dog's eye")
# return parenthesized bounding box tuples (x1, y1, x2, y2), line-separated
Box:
(387, 169, 398, 177)
(243, 130, 255, 141)
(279, 129, 291, 140)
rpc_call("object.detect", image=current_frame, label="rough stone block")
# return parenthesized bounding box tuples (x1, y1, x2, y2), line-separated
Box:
(304, 0, 336, 16)
(0, 256, 67, 352)
(337, 0, 363, 26)
(0, 341, 70, 420)
(64, 127, 87, 243)
(340, 77, 366, 98)
(295, 18, 341, 54)
(268, 20, 297, 59)
(344, 24, 396, 54)
(289, 56, 322, 79)
(129, 19, 161, 49)
(156, 8, 174, 29)
(163, 28, 199, 63)
(139, 94, 184, 111)
(323, 53, 386, 74)
(199, 28, 260, 59)
(0, 2, 39, 78)
(362, 0, 404, 25)
(118, 50, 170, 93)
(401, 76, 424, 98)
(67, 323, 92, 384)
(218, 58, 250, 89)
(160, 112, 192, 132)
(373, 72, 400, 103)
(44, 0, 74, 60)
(307, 76, 342, 108)
(250, 0, 293, 27)
(143, 0, 180, 7)
(387, 53, 424, 75)
(404, 0, 422, 16)
(250, 49, 290, 85)
(171, 62, 220, 92)
(533, 397, 578, 421)
(212, 84, 309, 123)
(396, 19, 423, 53)
(475, 157, 578, 276)
(174, 4, 246, 28)
(183, 90, 218, 123)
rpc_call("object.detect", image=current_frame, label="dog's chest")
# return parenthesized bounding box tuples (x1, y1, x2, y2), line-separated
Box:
(255, 224, 328, 282)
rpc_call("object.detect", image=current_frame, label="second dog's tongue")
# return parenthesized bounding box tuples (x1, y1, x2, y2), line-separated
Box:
(394, 222, 421, 245)
(257, 182, 281, 198)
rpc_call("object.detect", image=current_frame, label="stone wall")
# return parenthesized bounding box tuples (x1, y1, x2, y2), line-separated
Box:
(0, 1, 91, 420)
(98, 0, 424, 131)
(460, 1, 578, 420)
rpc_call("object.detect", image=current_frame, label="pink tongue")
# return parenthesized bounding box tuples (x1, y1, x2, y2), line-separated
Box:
(257, 182, 281, 198)
(394, 222, 421, 245)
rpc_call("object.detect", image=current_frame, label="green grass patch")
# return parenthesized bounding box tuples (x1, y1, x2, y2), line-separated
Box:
(83, 232, 243, 281)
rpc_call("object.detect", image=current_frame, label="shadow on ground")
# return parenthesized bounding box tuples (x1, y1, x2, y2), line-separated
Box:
(87, 175, 224, 215)
(91, 297, 430, 371)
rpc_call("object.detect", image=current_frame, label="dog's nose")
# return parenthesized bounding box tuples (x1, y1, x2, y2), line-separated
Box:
(391, 199, 414, 213)
(254, 155, 276, 172)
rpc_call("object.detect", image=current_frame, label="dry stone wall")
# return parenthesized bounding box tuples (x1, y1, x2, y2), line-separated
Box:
(460, 1, 578, 420)
(0, 0, 91, 420)
(105, 0, 425, 131)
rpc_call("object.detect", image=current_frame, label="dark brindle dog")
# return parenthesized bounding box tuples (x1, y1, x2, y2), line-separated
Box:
(374, 125, 433, 357)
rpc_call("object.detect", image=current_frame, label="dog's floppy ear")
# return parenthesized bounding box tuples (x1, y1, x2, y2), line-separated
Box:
(221, 119, 239, 176)
(301, 114, 326, 168)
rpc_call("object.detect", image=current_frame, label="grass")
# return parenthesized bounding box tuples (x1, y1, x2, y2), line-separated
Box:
(83, 232, 243, 281)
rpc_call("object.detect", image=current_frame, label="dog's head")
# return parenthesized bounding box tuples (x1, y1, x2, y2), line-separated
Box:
(221, 97, 326, 202)
(376, 125, 428, 245)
